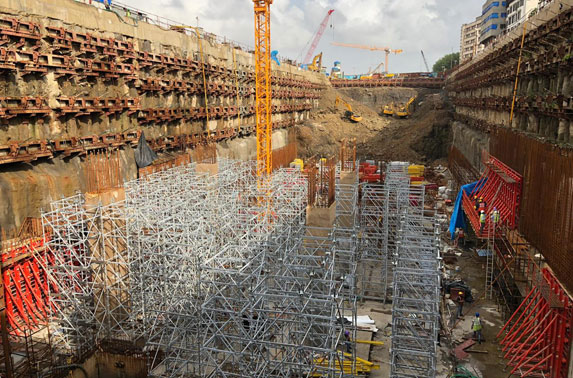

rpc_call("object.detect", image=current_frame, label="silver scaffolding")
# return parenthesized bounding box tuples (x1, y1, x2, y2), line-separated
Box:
(41, 158, 356, 377)
(40, 194, 136, 358)
(390, 183, 440, 378)
(333, 167, 359, 375)
(359, 162, 415, 303)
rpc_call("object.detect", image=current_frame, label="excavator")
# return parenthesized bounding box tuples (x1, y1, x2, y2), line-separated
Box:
(335, 96, 362, 123)
(307, 53, 323, 72)
(382, 103, 394, 116)
(394, 96, 416, 118)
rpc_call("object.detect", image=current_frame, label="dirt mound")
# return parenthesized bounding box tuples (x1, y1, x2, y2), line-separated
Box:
(298, 86, 452, 164)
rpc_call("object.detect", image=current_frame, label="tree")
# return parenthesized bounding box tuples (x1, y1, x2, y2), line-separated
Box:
(432, 52, 460, 72)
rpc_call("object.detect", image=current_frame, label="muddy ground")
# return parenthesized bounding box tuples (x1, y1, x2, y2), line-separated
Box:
(298, 86, 453, 165)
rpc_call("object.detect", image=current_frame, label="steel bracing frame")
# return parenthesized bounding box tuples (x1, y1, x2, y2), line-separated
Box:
(359, 162, 417, 303)
(40, 194, 135, 359)
(41, 158, 359, 377)
(388, 163, 440, 378)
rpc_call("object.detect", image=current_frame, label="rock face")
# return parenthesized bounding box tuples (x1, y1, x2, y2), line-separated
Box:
(0, 0, 326, 231)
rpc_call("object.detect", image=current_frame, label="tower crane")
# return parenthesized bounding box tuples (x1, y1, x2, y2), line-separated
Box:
(253, 0, 273, 189)
(303, 9, 334, 65)
(421, 50, 430, 72)
(331, 42, 403, 74)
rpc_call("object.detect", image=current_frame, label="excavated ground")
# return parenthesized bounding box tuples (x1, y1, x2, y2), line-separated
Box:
(299, 86, 453, 164)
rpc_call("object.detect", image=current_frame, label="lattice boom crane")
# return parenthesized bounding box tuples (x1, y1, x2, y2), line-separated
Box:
(303, 9, 335, 65)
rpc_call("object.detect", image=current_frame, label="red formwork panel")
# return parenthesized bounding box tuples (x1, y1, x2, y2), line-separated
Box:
(1, 236, 54, 335)
(462, 152, 522, 238)
(497, 268, 572, 378)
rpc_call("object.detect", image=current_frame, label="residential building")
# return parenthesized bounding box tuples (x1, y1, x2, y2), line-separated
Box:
(506, 0, 538, 31)
(479, 0, 508, 45)
(460, 17, 482, 62)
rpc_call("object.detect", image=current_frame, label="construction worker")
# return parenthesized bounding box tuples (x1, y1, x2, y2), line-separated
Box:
(473, 195, 480, 214)
(491, 207, 500, 224)
(478, 197, 487, 212)
(344, 330, 352, 353)
(454, 228, 465, 247)
(472, 313, 483, 344)
(479, 210, 486, 234)
(455, 291, 465, 318)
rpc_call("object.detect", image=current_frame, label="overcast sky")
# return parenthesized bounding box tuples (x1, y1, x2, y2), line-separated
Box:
(120, 0, 483, 74)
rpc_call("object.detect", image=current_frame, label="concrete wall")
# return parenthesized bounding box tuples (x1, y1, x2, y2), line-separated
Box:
(0, 0, 325, 231)
(447, 0, 573, 171)
(451, 121, 489, 172)
(73, 352, 147, 378)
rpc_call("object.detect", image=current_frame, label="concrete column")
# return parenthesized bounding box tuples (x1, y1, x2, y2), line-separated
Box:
(557, 119, 568, 142)
(527, 114, 539, 133)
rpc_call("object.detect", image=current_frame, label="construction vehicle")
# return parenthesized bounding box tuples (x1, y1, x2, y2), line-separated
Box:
(382, 103, 394, 116)
(335, 96, 362, 123)
(331, 42, 403, 73)
(394, 96, 416, 118)
(303, 9, 334, 65)
(367, 61, 384, 75)
(307, 52, 322, 72)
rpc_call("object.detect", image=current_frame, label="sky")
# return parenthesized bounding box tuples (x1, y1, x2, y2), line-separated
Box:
(120, 0, 483, 74)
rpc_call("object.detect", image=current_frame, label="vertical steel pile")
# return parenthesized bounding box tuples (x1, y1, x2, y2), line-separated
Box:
(390, 171, 440, 378)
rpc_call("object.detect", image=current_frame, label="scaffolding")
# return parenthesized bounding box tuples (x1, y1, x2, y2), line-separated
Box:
(333, 167, 359, 375)
(40, 158, 359, 377)
(389, 165, 440, 378)
(359, 162, 413, 303)
(40, 194, 136, 359)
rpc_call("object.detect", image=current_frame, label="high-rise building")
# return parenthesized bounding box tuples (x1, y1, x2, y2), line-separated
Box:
(460, 17, 481, 62)
(479, 0, 508, 45)
(506, 0, 538, 31)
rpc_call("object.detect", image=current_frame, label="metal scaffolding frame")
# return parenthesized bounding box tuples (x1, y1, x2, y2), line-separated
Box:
(359, 162, 416, 303)
(333, 168, 359, 375)
(40, 158, 359, 377)
(40, 194, 135, 359)
(390, 184, 440, 378)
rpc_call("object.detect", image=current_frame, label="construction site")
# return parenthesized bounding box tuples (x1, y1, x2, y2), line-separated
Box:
(0, 0, 571, 377)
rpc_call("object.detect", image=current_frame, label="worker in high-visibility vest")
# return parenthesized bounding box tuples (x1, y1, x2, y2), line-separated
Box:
(479, 210, 486, 234)
(471, 313, 483, 344)
(491, 207, 500, 224)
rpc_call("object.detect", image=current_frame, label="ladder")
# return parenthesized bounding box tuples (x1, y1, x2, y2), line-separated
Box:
(485, 221, 495, 299)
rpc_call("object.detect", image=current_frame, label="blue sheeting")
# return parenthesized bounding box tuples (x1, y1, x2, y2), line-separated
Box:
(449, 179, 486, 239)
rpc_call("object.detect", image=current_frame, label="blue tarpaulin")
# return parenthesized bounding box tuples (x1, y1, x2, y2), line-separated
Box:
(449, 179, 486, 239)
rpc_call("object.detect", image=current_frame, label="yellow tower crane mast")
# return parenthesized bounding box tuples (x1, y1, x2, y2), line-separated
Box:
(253, 0, 273, 182)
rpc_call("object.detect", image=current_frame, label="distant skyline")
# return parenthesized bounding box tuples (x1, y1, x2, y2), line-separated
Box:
(120, 0, 483, 74)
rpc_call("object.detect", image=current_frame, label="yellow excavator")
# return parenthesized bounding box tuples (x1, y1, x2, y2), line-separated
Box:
(382, 103, 394, 116)
(307, 53, 323, 72)
(335, 96, 362, 123)
(395, 96, 416, 118)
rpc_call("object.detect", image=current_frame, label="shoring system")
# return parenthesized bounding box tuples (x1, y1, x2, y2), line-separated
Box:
(37, 157, 442, 377)
(39, 158, 361, 377)
(388, 162, 441, 378)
